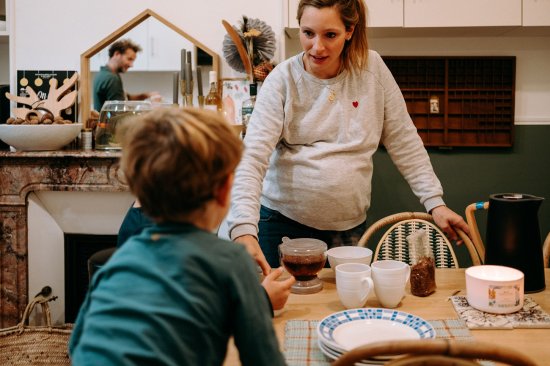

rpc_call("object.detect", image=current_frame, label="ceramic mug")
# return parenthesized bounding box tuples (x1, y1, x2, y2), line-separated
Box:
(371, 260, 411, 308)
(335, 263, 374, 309)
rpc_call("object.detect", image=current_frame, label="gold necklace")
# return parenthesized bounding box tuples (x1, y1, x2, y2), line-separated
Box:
(327, 87, 336, 102)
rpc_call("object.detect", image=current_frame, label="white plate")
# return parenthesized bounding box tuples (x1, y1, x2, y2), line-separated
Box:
(320, 339, 394, 362)
(317, 339, 383, 366)
(317, 308, 435, 352)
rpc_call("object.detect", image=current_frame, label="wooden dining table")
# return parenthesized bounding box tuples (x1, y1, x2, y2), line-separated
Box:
(224, 268, 550, 365)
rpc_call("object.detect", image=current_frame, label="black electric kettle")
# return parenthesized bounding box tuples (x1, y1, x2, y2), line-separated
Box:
(485, 193, 545, 293)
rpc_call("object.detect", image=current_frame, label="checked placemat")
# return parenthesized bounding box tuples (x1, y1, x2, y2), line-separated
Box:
(284, 318, 479, 366)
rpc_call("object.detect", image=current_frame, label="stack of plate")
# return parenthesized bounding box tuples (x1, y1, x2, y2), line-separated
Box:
(316, 308, 436, 365)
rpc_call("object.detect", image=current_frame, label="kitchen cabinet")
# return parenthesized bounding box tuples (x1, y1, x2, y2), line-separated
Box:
(147, 17, 192, 71)
(404, 0, 521, 27)
(90, 17, 194, 72)
(285, 0, 403, 28)
(287, 0, 299, 28)
(366, 0, 403, 27)
(287, 0, 541, 29)
(90, 22, 147, 71)
(523, 0, 550, 26)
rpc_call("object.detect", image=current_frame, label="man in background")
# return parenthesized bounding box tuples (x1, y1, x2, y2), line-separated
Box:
(93, 39, 160, 111)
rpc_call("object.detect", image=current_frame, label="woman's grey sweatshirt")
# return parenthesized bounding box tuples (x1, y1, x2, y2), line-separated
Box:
(227, 50, 444, 240)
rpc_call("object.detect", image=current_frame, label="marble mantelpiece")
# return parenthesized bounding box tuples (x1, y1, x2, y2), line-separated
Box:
(0, 150, 128, 327)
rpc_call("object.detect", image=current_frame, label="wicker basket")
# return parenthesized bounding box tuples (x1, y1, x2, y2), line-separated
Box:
(0, 290, 73, 365)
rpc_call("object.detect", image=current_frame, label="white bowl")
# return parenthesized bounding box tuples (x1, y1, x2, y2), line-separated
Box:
(466, 265, 524, 314)
(327, 246, 373, 270)
(0, 123, 82, 151)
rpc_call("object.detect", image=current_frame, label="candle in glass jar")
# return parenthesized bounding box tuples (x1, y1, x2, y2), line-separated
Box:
(173, 71, 179, 105)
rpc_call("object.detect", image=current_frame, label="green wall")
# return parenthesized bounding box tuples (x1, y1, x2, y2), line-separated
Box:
(366, 125, 550, 266)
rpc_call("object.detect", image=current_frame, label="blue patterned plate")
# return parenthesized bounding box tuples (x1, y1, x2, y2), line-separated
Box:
(317, 339, 383, 365)
(317, 308, 436, 352)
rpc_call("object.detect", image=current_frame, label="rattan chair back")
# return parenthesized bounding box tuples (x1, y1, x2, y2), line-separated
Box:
(377, 219, 458, 268)
(358, 212, 482, 267)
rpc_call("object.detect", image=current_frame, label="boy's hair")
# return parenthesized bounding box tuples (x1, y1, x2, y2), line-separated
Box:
(119, 108, 243, 222)
(108, 39, 142, 58)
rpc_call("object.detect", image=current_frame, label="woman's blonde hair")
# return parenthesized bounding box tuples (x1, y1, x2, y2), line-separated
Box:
(297, 0, 369, 72)
(119, 108, 243, 222)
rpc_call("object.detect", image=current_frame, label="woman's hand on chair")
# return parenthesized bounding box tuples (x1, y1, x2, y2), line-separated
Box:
(431, 205, 470, 243)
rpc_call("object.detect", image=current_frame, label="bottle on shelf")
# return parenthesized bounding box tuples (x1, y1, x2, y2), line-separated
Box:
(241, 83, 257, 139)
(204, 71, 221, 112)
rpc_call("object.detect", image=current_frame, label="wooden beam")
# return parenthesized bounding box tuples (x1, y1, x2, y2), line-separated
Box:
(79, 8, 220, 123)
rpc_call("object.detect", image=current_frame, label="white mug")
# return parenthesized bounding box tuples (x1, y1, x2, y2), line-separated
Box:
(335, 263, 374, 309)
(371, 260, 411, 308)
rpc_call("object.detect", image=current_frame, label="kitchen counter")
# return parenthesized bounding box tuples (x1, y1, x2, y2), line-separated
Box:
(0, 149, 128, 327)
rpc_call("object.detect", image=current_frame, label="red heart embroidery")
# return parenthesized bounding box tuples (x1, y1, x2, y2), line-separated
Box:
(352, 101, 359, 108)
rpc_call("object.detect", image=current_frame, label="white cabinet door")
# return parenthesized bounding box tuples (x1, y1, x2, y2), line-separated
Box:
(90, 18, 191, 72)
(147, 18, 194, 71)
(286, 0, 403, 28)
(404, 0, 521, 27)
(287, 0, 300, 28)
(523, 0, 550, 26)
(90, 22, 148, 72)
(123, 23, 149, 71)
(366, 0, 403, 27)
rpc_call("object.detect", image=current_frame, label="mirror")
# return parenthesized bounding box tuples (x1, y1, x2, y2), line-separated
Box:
(80, 9, 219, 126)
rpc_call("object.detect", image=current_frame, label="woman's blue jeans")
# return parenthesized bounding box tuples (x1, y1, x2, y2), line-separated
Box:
(258, 205, 367, 268)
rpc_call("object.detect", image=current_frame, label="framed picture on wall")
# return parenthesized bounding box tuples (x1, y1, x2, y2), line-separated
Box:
(220, 78, 249, 125)
(16, 70, 79, 122)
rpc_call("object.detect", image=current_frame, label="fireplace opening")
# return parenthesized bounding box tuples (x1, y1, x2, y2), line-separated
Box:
(64, 234, 117, 323)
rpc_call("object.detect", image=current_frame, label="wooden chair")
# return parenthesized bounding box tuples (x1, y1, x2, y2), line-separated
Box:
(466, 202, 550, 268)
(332, 339, 537, 366)
(357, 212, 482, 267)
(464, 202, 488, 262)
(544, 232, 550, 268)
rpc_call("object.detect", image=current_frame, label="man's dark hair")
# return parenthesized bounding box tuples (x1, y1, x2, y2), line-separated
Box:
(108, 39, 142, 58)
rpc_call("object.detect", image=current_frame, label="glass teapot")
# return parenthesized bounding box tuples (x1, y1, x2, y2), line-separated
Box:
(95, 100, 152, 150)
(279, 237, 327, 294)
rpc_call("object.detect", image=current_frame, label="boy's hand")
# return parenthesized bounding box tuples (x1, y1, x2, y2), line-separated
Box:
(262, 267, 295, 311)
(235, 234, 271, 275)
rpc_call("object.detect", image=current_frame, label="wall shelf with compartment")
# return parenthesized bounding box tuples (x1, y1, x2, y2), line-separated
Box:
(382, 56, 516, 147)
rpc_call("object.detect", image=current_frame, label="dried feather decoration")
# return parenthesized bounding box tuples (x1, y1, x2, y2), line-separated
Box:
(223, 15, 276, 81)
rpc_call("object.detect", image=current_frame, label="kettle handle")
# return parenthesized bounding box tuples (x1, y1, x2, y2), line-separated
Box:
(465, 201, 489, 261)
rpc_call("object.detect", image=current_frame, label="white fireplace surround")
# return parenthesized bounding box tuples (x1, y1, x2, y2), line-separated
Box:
(27, 191, 135, 324)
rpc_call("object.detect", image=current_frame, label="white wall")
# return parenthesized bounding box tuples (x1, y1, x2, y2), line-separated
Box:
(12, 0, 284, 79)
(10, 1, 550, 123)
(28, 191, 135, 324)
